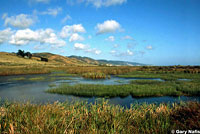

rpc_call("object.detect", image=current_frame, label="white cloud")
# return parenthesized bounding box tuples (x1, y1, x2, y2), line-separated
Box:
(29, 0, 50, 4)
(86, 48, 101, 55)
(9, 28, 66, 47)
(122, 35, 134, 40)
(61, 15, 71, 24)
(87, 0, 127, 8)
(111, 49, 134, 57)
(2, 13, 8, 19)
(74, 43, 87, 50)
(113, 44, 119, 48)
(60, 24, 86, 38)
(127, 49, 133, 56)
(0, 28, 14, 44)
(94, 49, 101, 55)
(105, 36, 115, 42)
(3, 14, 35, 29)
(41, 7, 62, 16)
(9, 29, 38, 45)
(67, 0, 127, 8)
(74, 42, 101, 55)
(96, 20, 121, 34)
(110, 50, 116, 54)
(69, 33, 84, 42)
(146, 45, 153, 50)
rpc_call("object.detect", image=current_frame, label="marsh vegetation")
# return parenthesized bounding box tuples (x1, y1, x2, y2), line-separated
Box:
(46, 79, 200, 98)
(0, 100, 199, 134)
(0, 65, 200, 133)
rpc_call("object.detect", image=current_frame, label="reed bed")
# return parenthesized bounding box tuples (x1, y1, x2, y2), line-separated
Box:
(82, 73, 110, 79)
(0, 66, 52, 76)
(29, 76, 46, 81)
(47, 79, 200, 97)
(0, 101, 199, 134)
(46, 81, 178, 98)
(117, 71, 200, 81)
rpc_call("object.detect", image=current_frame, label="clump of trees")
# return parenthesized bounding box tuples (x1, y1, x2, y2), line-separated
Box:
(17, 50, 32, 59)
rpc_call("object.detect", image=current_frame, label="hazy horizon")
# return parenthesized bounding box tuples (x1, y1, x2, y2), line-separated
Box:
(0, 0, 200, 66)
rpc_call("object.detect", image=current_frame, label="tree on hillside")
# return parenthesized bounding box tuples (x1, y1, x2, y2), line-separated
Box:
(25, 52, 32, 59)
(16, 50, 32, 59)
(17, 49, 25, 57)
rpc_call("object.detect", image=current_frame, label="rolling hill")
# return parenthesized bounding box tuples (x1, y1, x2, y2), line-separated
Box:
(68, 55, 145, 66)
(0, 52, 145, 67)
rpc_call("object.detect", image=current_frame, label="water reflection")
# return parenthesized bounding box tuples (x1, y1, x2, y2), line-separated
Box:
(0, 74, 199, 107)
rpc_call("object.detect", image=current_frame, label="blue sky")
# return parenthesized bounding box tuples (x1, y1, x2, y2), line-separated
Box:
(0, 0, 200, 65)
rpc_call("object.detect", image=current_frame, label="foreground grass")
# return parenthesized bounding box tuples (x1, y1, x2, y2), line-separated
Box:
(0, 101, 199, 134)
(47, 80, 200, 97)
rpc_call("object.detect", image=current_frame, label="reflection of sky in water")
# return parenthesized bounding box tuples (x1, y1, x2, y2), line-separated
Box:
(0, 74, 199, 107)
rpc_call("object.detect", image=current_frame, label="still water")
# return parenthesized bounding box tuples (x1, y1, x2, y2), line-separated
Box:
(0, 73, 199, 107)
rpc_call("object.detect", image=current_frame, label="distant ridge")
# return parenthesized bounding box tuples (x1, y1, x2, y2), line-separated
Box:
(97, 59, 145, 66)
(68, 55, 145, 66)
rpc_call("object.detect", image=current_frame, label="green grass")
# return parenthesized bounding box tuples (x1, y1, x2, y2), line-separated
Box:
(0, 100, 199, 134)
(117, 71, 200, 81)
(29, 76, 45, 81)
(9, 77, 26, 81)
(48, 84, 57, 87)
(176, 80, 200, 96)
(82, 72, 110, 79)
(46, 79, 200, 97)
(46, 81, 179, 98)
(49, 73, 79, 77)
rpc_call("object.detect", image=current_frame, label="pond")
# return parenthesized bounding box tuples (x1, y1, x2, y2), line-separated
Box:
(0, 73, 199, 108)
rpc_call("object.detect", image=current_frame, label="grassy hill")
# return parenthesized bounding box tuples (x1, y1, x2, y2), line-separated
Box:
(68, 55, 99, 65)
(0, 52, 144, 68)
(0, 52, 94, 67)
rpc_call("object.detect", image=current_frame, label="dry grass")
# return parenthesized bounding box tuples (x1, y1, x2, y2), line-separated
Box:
(0, 101, 199, 134)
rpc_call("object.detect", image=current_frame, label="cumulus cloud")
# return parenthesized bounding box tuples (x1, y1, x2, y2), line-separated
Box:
(110, 50, 116, 54)
(105, 36, 115, 42)
(74, 43, 87, 50)
(69, 33, 84, 42)
(122, 35, 134, 40)
(9, 28, 66, 47)
(40, 7, 62, 16)
(60, 24, 86, 38)
(127, 49, 133, 56)
(74, 43, 101, 55)
(96, 20, 121, 34)
(0, 28, 14, 44)
(29, 0, 50, 4)
(2, 14, 35, 29)
(67, 0, 127, 8)
(111, 49, 134, 57)
(61, 15, 71, 24)
(87, 0, 127, 8)
(86, 48, 101, 55)
(146, 45, 153, 50)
